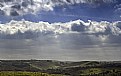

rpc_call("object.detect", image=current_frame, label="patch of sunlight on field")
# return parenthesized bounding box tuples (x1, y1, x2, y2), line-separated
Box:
(0, 71, 64, 76)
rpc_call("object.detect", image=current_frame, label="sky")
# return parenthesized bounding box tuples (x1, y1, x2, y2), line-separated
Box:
(0, 0, 121, 23)
(0, 0, 121, 61)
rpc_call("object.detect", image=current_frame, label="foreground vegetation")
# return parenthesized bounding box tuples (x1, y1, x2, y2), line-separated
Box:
(0, 71, 64, 76)
(0, 60, 121, 76)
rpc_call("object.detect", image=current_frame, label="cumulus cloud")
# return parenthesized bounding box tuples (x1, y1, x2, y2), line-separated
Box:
(0, 0, 117, 16)
(0, 19, 120, 38)
(0, 0, 54, 16)
(114, 4, 121, 15)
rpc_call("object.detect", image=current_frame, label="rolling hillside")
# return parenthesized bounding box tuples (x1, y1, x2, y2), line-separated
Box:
(0, 60, 121, 76)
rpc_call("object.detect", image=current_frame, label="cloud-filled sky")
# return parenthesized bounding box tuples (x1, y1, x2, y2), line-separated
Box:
(0, 0, 121, 22)
(0, 0, 121, 61)
(0, 20, 121, 39)
(0, 0, 116, 16)
(0, 0, 121, 44)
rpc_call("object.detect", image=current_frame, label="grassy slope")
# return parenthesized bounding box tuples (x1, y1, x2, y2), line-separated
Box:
(0, 71, 64, 76)
(0, 60, 121, 76)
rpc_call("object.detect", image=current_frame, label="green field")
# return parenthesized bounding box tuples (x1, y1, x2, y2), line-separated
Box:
(0, 60, 121, 76)
(0, 71, 64, 76)
(80, 68, 121, 76)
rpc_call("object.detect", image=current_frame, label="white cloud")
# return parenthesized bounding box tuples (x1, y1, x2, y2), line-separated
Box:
(0, 0, 117, 16)
(0, 19, 120, 38)
(114, 4, 121, 16)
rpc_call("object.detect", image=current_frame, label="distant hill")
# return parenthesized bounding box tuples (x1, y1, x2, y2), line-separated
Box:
(0, 60, 121, 76)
